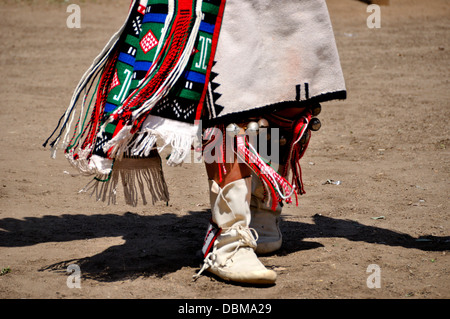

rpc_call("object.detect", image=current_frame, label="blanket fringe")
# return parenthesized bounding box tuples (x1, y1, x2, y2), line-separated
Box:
(80, 155, 169, 206)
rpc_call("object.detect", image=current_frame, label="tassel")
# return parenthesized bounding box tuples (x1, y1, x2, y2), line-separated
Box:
(282, 113, 312, 196)
(235, 135, 296, 211)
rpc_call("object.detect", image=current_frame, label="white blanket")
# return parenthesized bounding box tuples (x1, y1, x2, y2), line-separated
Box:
(210, 0, 346, 120)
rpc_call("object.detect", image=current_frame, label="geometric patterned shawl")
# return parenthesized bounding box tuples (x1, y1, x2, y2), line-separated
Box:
(44, 0, 225, 205)
(45, 0, 224, 169)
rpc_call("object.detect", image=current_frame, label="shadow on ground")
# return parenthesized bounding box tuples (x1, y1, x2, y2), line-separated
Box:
(0, 211, 448, 281)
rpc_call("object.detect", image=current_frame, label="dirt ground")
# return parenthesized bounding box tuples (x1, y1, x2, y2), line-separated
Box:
(0, 0, 448, 300)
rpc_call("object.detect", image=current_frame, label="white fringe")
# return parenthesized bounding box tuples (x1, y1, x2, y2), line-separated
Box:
(80, 155, 169, 206)
(136, 115, 200, 166)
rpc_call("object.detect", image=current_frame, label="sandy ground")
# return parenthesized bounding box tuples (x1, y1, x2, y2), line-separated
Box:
(0, 0, 449, 300)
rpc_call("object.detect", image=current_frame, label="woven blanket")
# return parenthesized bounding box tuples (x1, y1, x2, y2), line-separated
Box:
(45, 0, 224, 173)
(203, 0, 346, 123)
